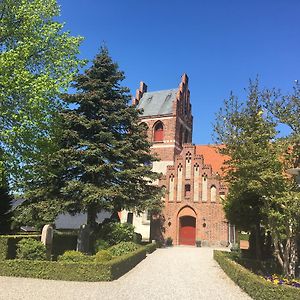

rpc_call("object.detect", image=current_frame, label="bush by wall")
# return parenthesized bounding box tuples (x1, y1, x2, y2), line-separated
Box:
(97, 222, 135, 245)
(95, 250, 112, 263)
(0, 247, 147, 281)
(16, 238, 46, 261)
(57, 250, 94, 263)
(108, 241, 140, 257)
(214, 250, 300, 300)
(94, 239, 110, 253)
(0, 235, 40, 260)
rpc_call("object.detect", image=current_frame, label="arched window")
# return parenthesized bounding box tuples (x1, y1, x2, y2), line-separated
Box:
(210, 185, 217, 202)
(153, 121, 164, 142)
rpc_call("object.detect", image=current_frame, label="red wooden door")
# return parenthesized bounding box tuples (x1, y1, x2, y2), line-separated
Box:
(179, 216, 196, 245)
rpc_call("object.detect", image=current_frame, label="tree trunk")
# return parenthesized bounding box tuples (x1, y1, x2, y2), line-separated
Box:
(87, 204, 97, 230)
(255, 223, 263, 260)
(284, 237, 297, 279)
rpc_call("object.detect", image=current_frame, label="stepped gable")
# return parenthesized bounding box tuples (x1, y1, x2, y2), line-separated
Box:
(195, 145, 229, 175)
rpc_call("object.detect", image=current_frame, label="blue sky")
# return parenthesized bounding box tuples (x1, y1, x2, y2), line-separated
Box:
(58, 0, 300, 144)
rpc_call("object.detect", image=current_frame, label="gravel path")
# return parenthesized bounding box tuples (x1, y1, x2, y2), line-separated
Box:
(0, 247, 252, 300)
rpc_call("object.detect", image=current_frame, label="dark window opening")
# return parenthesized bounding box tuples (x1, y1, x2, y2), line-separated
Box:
(127, 212, 133, 224)
(185, 184, 191, 197)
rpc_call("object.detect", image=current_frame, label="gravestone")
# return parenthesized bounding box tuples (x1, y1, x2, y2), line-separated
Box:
(41, 224, 53, 260)
(77, 224, 90, 253)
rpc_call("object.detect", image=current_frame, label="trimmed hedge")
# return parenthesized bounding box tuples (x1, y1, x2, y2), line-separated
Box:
(0, 233, 77, 261)
(0, 235, 40, 260)
(0, 247, 147, 281)
(214, 250, 300, 300)
(144, 242, 157, 254)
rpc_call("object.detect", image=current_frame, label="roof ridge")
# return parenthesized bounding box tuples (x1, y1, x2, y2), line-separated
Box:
(143, 88, 178, 94)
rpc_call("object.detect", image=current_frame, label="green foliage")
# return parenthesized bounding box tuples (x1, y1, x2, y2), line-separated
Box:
(94, 239, 110, 253)
(0, 235, 40, 260)
(239, 233, 250, 241)
(108, 241, 140, 257)
(16, 238, 46, 260)
(213, 80, 287, 261)
(0, 169, 13, 234)
(144, 242, 157, 254)
(0, 0, 84, 185)
(28, 47, 162, 228)
(214, 80, 285, 231)
(99, 222, 136, 245)
(165, 237, 173, 247)
(58, 250, 93, 263)
(94, 250, 112, 263)
(214, 251, 299, 300)
(0, 247, 147, 281)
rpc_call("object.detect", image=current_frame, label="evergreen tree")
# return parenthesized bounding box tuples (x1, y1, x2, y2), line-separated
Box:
(16, 47, 162, 229)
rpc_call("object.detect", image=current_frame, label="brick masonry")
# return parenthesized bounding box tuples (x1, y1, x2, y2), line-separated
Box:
(133, 74, 229, 246)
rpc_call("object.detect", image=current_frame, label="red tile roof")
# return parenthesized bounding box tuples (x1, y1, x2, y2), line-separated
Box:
(195, 145, 229, 175)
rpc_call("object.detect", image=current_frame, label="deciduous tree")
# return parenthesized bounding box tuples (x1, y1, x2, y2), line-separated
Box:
(0, 0, 84, 186)
(213, 80, 285, 260)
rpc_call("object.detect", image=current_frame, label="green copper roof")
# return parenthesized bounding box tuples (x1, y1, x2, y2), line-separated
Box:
(137, 89, 177, 116)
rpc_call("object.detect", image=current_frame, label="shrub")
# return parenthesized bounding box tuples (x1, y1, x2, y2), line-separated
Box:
(0, 235, 40, 260)
(99, 222, 135, 245)
(165, 237, 173, 247)
(0, 247, 147, 281)
(95, 250, 112, 263)
(214, 250, 300, 300)
(16, 238, 46, 261)
(133, 232, 142, 244)
(144, 242, 157, 254)
(94, 239, 110, 253)
(58, 250, 94, 263)
(108, 241, 140, 257)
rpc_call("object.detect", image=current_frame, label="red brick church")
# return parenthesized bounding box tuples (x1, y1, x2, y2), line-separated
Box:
(121, 74, 234, 246)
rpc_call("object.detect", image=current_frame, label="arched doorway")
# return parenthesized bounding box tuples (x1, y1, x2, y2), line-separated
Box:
(179, 216, 196, 245)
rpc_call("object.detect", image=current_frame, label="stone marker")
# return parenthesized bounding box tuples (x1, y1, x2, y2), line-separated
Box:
(41, 224, 53, 260)
(77, 224, 90, 253)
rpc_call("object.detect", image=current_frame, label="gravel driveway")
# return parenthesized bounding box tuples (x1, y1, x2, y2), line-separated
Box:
(0, 247, 252, 300)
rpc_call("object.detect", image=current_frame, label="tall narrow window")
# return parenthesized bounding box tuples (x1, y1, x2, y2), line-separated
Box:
(177, 164, 183, 202)
(185, 184, 191, 197)
(169, 175, 175, 202)
(193, 164, 199, 202)
(211, 185, 217, 202)
(185, 152, 192, 179)
(202, 174, 208, 202)
(153, 122, 164, 142)
(127, 212, 133, 224)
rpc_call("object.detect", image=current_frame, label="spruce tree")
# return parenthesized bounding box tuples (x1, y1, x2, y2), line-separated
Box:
(19, 47, 162, 229)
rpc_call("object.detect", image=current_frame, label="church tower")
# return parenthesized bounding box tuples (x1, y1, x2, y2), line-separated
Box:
(122, 74, 230, 246)
(133, 74, 193, 174)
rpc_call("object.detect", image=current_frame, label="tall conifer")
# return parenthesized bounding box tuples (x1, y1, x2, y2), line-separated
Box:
(55, 47, 161, 228)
